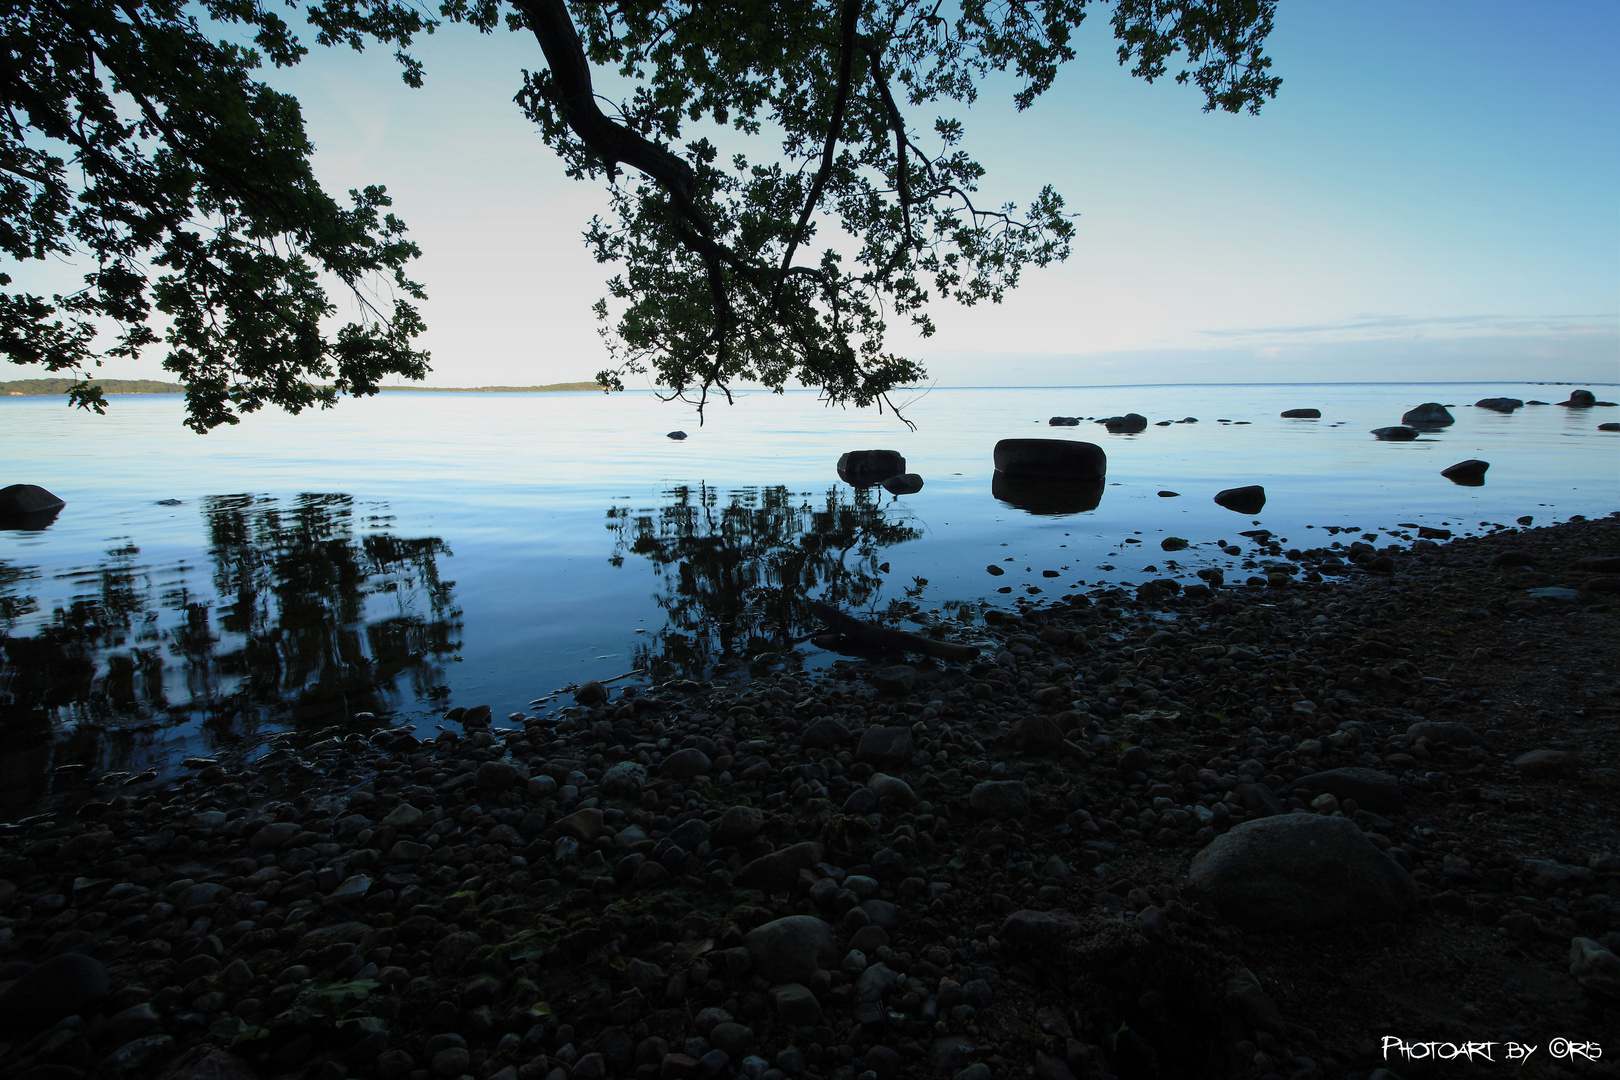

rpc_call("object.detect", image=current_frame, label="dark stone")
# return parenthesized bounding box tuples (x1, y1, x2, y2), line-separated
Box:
(1188, 815, 1418, 932)
(1440, 459, 1489, 486)
(1475, 397, 1523, 412)
(1005, 715, 1065, 756)
(991, 439, 1107, 481)
(1213, 485, 1266, 514)
(736, 842, 825, 893)
(667, 431, 688, 440)
(576, 681, 610, 706)
(1370, 426, 1418, 441)
(800, 717, 850, 749)
(0, 483, 66, 529)
(998, 909, 1079, 954)
(837, 450, 906, 487)
(1559, 389, 1596, 408)
(1279, 408, 1320, 418)
(474, 760, 517, 790)
(1099, 413, 1148, 433)
(1401, 402, 1454, 426)
(868, 666, 916, 695)
(741, 916, 837, 984)
(1295, 767, 1403, 814)
(0, 953, 108, 1037)
(856, 725, 912, 766)
(880, 473, 923, 495)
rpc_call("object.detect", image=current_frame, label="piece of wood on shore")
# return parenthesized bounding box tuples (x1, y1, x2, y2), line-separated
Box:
(808, 600, 980, 662)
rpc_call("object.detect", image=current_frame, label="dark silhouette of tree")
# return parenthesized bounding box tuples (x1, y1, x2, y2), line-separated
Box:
(2, 0, 1278, 428)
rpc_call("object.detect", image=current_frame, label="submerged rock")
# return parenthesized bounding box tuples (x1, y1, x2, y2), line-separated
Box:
(1370, 425, 1418, 441)
(1401, 402, 1454, 426)
(837, 450, 906, 487)
(1279, 408, 1320, 418)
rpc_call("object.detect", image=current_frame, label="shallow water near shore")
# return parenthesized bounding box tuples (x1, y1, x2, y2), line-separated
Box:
(2, 381, 1616, 816)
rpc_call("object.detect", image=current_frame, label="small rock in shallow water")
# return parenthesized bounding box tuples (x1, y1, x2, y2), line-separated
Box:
(575, 680, 609, 706)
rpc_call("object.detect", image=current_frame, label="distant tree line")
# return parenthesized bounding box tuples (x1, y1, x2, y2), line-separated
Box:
(1, 378, 183, 395)
(1, 378, 605, 396)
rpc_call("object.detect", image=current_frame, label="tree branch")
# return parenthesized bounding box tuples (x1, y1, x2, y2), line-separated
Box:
(776, 0, 861, 290)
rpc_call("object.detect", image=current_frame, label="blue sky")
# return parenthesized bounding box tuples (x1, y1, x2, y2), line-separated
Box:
(11, 0, 1619, 387)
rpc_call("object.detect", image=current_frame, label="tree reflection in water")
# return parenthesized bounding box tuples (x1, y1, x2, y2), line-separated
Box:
(608, 483, 924, 681)
(0, 494, 461, 812)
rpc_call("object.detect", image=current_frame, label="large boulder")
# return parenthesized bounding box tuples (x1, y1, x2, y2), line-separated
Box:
(0, 483, 66, 528)
(742, 916, 837, 984)
(881, 473, 923, 495)
(1279, 408, 1321, 419)
(992, 439, 1106, 481)
(1213, 485, 1266, 515)
(1559, 389, 1596, 408)
(1475, 397, 1523, 412)
(1440, 459, 1489, 486)
(1401, 402, 1454, 426)
(1048, 416, 1080, 426)
(0, 953, 109, 1037)
(1370, 426, 1418, 441)
(837, 450, 906, 487)
(991, 472, 1104, 516)
(1188, 814, 1418, 932)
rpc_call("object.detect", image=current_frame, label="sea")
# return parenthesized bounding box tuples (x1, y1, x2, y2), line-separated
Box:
(1, 382, 1616, 817)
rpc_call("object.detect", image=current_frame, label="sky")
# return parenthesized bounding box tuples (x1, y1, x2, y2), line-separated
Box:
(9, 0, 1619, 388)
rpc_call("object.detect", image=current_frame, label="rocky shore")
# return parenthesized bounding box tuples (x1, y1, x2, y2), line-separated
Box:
(2, 514, 1617, 1080)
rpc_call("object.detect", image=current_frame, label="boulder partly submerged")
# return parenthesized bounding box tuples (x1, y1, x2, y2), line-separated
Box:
(1370, 425, 1418, 441)
(836, 450, 906, 488)
(991, 439, 1106, 481)
(1401, 402, 1454, 426)
(1280, 408, 1321, 419)
(1188, 814, 1419, 933)
(0, 483, 66, 529)
(1441, 459, 1489, 486)
(1098, 413, 1148, 433)
(881, 473, 924, 495)
(1475, 397, 1523, 412)
(1558, 389, 1596, 408)
(1213, 485, 1266, 515)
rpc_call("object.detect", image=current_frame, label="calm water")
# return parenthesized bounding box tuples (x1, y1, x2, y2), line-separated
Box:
(2, 382, 1616, 815)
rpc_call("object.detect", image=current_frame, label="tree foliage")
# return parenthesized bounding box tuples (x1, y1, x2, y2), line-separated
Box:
(1, 0, 1278, 429)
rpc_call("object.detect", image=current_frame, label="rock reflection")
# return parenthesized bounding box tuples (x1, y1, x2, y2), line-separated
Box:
(0, 493, 461, 814)
(991, 472, 1106, 516)
(608, 484, 923, 680)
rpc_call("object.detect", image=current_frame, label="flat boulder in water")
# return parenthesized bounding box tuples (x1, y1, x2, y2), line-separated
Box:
(881, 473, 923, 495)
(991, 439, 1106, 481)
(1475, 397, 1523, 412)
(1559, 389, 1596, 408)
(1280, 408, 1320, 418)
(1371, 426, 1418, 441)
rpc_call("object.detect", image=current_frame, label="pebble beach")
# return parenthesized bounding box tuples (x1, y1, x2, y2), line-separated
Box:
(1, 512, 1617, 1080)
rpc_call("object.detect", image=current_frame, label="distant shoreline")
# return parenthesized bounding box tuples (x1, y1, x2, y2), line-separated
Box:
(1, 378, 606, 396)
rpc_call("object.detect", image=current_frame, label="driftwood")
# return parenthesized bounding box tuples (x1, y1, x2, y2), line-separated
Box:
(809, 600, 980, 662)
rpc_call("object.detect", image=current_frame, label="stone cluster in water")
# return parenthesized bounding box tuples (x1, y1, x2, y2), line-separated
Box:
(1, 515, 1618, 1080)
